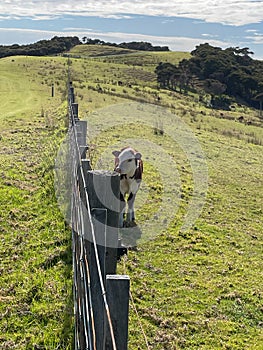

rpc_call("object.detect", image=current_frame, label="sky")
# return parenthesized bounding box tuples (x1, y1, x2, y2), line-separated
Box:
(0, 0, 263, 59)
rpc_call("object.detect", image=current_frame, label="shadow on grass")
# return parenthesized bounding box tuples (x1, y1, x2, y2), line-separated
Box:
(120, 223, 142, 249)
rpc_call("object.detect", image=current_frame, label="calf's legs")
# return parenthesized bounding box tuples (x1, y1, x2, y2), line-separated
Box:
(119, 193, 126, 228)
(119, 192, 137, 227)
(127, 192, 136, 222)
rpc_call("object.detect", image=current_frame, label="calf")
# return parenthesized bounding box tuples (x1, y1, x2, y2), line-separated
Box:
(112, 147, 143, 227)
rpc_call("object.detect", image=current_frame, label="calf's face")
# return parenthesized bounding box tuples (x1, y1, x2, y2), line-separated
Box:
(113, 148, 141, 175)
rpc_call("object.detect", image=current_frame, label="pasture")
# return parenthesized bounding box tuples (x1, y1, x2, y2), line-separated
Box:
(0, 47, 263, 349)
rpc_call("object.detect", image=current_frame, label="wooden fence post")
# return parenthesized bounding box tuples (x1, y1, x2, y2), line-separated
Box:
(85, 170, 120, 274)
(75, 120, 87, 149)
(69, 84, 75, 103)
(105, 275, 130, 350)
(72, 103, 79, 120)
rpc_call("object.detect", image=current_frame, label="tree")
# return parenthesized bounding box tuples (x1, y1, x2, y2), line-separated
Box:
(177, 59, 195, 92)
(184, 43, 263, 109)
(155, 62, 178, 89)
(203, 79, 228, 108)
(254, 93, 263, 117)
(154, 42, 263, 109)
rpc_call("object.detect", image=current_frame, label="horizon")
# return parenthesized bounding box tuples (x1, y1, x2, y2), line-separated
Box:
(1, 35, 262, 61)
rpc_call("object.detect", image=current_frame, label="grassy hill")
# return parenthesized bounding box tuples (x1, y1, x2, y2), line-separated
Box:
(0, 46, 262, 349)
(69, 44, 190, 62)
(69, 45, 190, 77)
(69, 44, 137, 57)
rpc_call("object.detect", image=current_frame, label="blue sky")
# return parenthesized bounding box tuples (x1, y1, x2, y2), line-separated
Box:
(0, 0, 263, 59)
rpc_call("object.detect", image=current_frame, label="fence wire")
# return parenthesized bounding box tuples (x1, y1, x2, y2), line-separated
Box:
(68, 90, 117, 350)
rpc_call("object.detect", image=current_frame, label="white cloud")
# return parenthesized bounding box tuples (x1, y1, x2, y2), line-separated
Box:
(31, 15, 60, 21)
(0, 0, 263, 26)
(202, 33, 219, 38)
(246, 34, 263, 44)
(244, 28, 263, 44)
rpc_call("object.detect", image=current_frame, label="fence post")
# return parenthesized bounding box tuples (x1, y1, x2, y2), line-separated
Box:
(105, 275, 130, 350)
(75, 120, 87, 150)
(85, 170, 120, 275)
(72, 103, 79, 120)
(69, 82, 75, 103)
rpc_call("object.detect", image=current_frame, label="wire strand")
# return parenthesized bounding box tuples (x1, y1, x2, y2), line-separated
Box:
(69, 98, 117, 350)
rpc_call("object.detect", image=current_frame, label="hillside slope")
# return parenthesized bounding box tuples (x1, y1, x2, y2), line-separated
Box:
(0, 51, 262, 349)
(69, 44, 190, 66)
(0, 56, 73, 349)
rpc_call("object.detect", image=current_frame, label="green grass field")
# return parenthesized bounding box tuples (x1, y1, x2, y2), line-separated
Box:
(0, 56, 73, 349)
(0, 46, 262, 349)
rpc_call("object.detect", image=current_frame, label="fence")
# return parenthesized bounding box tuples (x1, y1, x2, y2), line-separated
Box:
(68, 82, 130, 350)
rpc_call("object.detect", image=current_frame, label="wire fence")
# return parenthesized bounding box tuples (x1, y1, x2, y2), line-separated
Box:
(68, 82, 130, 350)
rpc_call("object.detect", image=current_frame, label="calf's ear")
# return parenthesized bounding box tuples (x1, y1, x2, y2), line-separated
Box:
(112, 150, 120, 157)
(135, 152, 142, 160)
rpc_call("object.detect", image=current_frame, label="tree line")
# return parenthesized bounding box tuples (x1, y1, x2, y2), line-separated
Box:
(0, 36, 81, 59)
(155, 43, 263, 110)
(0, 36, 169, 59)
(81, 37, 169, 52)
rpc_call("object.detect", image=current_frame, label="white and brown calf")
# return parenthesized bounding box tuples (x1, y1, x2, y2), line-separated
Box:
(112, 147, 143, 227)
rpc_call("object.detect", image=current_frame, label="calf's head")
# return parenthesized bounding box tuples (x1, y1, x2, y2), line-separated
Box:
(112, 147, 141, 175)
